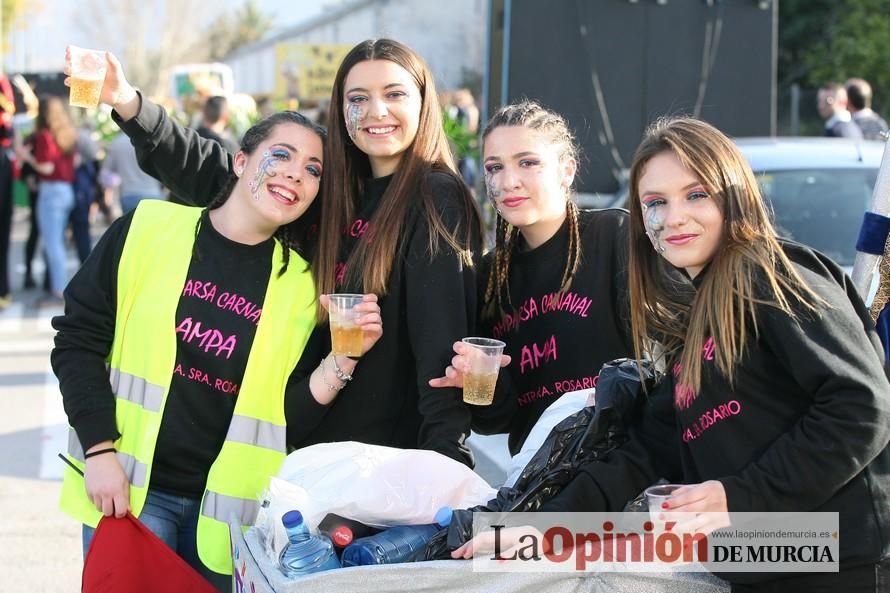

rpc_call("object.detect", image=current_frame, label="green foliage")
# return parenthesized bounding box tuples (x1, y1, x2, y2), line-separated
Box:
(1, 0, 30, 56)
(90, 109, 125, 145)
(801, 0, 890, 113)
(442, 109, 479, 160)
(780, 0, 890, 113)
(201, 0, 272, 62)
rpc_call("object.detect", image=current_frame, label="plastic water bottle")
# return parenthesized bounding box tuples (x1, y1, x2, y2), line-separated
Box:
(278, 510, 341, 577)
(341, 506, 453, 566)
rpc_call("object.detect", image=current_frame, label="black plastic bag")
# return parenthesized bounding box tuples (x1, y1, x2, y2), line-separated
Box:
(417, 358, 657, 560)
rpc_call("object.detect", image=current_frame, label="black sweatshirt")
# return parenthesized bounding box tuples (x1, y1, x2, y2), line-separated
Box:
(472, 208, 633, 454)
(541, 241, 890, 575)
(109, 96, 478, 466)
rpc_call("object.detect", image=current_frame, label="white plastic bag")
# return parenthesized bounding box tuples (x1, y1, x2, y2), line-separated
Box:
(258, 442, 498, 560)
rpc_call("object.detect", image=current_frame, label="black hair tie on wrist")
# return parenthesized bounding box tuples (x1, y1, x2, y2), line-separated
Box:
(347, 355, 361, 361)
(84, 447, 116, 459)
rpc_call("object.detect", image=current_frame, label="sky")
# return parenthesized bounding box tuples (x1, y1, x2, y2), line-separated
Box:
(5, 0, 332, 73)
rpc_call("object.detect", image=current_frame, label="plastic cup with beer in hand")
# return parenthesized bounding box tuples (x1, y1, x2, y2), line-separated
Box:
(460, 337, 506, 405)
(68, 46, 107, 108)
(328, 294, 367, 357)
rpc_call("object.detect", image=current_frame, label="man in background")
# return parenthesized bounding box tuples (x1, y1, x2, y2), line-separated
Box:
(196, 96, 239, 153)
(817, 83, 863, 139)
(101, 133, 164, 214)
(845, 78, 889, 141)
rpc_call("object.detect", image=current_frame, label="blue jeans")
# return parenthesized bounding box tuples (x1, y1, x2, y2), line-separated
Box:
(82, 489, 231, 592)
(121, 193, 163, 215)
(36, 181, 74, 294)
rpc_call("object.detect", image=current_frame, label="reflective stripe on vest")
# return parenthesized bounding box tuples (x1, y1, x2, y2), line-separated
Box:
(226, 415, 286, 452)
(59, 201, 316, 574)
(67, 429, 148, 488)
(201, 491, 259, 526)
(109, 368, 164, 413)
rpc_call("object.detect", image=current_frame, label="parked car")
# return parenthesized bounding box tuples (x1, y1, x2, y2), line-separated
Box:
(737, 137, 884, 270)
(474, 138, 886, 485)
(584, 137, 886, 271)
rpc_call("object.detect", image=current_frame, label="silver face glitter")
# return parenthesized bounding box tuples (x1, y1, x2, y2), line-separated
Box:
(248, 147, 290, 201)
(642, 202, 666, 253)
(346, 103, 364, 141)
(484, 170, 501, 209)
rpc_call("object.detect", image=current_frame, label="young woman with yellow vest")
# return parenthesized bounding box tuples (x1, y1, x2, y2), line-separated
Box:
(52, 76, 383, 587)
(90, 40, 482, 468)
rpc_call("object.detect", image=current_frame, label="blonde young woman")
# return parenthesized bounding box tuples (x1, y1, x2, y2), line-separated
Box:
(458, 117, 890, 592)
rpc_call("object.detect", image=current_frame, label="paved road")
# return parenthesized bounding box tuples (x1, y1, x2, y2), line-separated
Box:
(0, 204, 513, 591)
(1, 206, 82, 592)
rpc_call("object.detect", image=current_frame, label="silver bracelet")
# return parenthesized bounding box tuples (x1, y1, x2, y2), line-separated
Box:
(316, 358, 343, 392)
(329, 354, 353, 382)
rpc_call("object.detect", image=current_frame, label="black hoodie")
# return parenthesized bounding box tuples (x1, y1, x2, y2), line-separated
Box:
(102, 95, 479, 466)
(542, 241, 890, 580)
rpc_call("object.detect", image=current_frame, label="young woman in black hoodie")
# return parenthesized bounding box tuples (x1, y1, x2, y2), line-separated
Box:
(456, 117, 890, 592)
(93, 39, 482, 466)
(430, 101, 632, 455)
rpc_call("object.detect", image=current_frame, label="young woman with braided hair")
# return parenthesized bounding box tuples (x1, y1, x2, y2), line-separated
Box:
(431, 100, 633, 455)
(52, 100, 382, 588)
(458, 117, 890, 591)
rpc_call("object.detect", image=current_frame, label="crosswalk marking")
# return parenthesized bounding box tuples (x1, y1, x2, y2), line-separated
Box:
(0, 338, 55, 353)
(39, 361, 68, 480)
(35, 308, 63, 334)
(0, 303, 25, 333)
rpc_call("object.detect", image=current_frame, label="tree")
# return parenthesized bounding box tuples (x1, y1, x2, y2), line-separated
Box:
(74, 0, 204, 97)
(1, 0, 36, 59)
(198, 0, 273, 62)
(73, 0, 271, 98)
(801, 0, 890, 113)
(779, 0, 890, 113)
(776, 0, 837, 89)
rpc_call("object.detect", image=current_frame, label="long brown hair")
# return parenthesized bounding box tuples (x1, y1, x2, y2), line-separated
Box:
(36, 95, 77, 154)
(627, 117, 821, 394)
(314, 38, 482, 318)
(481, 100, 582, 320)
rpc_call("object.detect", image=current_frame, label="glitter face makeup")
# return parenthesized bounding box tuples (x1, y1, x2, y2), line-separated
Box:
(249, 146, 290, 200)
(642, 201, 666, 253)
(483, 170, 501, 208)
(346, 103, 364, 141)
(480, 125, 577, 249)
(636, 151, 725, 278)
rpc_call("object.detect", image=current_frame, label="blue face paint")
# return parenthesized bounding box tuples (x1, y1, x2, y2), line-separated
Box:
(248, 146, 291, 200)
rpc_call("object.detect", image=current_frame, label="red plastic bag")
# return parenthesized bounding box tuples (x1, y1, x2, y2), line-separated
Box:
(82, 512, 219, 593)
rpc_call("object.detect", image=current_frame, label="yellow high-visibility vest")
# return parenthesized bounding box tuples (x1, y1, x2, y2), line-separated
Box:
(60, 200, 316, 574)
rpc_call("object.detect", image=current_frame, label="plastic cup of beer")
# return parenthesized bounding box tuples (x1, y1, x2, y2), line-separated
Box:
(68, 46, 107, 108)
(460, 337, 505, 406)
(328, 294, 365, 357)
